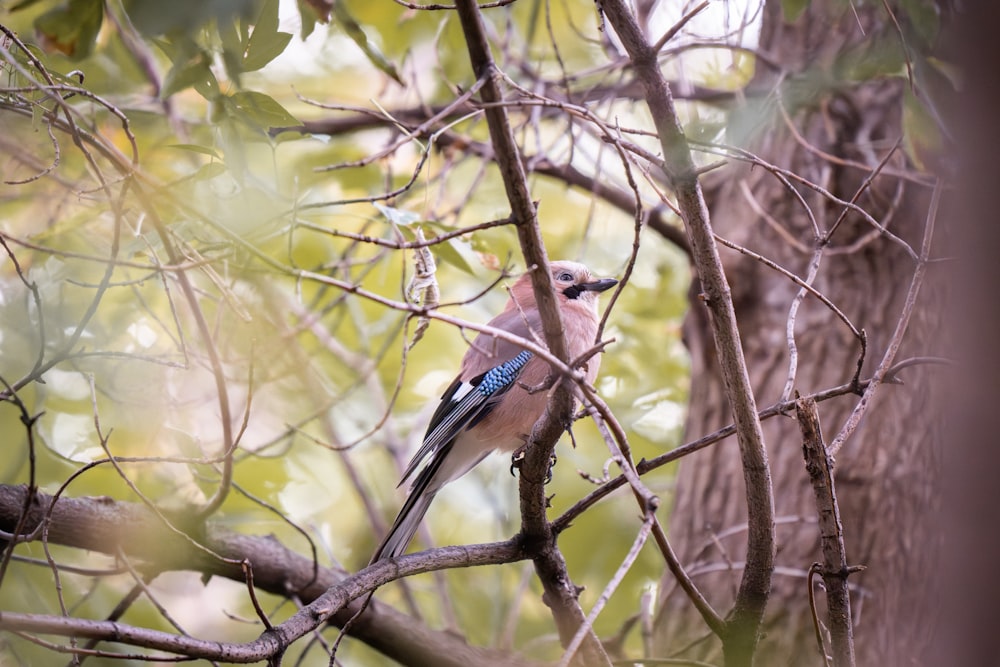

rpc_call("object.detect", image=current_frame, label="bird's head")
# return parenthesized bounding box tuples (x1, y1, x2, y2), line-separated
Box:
(509, 260, 618, 312)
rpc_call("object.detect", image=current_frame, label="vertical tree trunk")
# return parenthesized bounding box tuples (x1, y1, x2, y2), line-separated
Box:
(657, 1, 944, 664)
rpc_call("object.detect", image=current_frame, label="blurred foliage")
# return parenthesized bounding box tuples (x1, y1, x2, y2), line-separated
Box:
(0, 0, 953, 664)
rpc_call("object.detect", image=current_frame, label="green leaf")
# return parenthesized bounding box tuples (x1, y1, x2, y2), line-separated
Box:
(435, 238, 477, 275)
(834, 32, 905, 83)
(8, 0, 47, 11)
(253, 0, 280, 38)
(227, 91, 300, 130)
(193, 72, 222, 99)
(242, 29, 293, 72)
(924, 56, 961, 91)
(162, 54, 219, 98)
(780, 0, 809, 23)
(242, 0, 293, 71)
(218, 17, 243, 55)
(165, 161, 228, 186)
(191, 162, 229, 181)
(901, 87, 943, 173)
(168, 144, 224, 159)
(218, 19, 245, 84)
(34, 0, 104, 60)
(374, 203, 421, 227)
(127, 0, 258, 36)
(296, 0, 328, 39)
(901, 0, 940, 49)
(382, 210, 477, 274)
(331, 1, 403, 85)
(217, 118, 247, 184)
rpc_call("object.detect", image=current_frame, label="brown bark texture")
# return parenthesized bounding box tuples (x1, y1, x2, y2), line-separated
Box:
(656, 1, 945, 664)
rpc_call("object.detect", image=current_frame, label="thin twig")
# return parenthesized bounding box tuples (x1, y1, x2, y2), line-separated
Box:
(828, 177, 942, 456)
(553, 356, 948, 531)
(651, 1, 711, 53)
(241, 560, 273, 631)
(713, 234, 861, 339)
(583, 391, 725, 634)
(557, 516, 655, 667)
(0, 483, 533, 666)
(806, 564, 832, 667)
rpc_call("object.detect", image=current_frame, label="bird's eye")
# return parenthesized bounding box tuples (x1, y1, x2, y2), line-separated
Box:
(557, 272, 574, 282)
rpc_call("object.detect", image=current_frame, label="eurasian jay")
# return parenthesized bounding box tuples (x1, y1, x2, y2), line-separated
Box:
(371, 260, 617, 562)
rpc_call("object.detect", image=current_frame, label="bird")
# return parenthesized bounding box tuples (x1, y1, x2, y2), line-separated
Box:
(371, 260, 617, 563)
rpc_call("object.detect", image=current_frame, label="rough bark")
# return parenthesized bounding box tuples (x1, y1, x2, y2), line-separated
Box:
(657, 1, 945, 664)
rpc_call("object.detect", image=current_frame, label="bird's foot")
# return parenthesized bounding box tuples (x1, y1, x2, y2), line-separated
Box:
(545, 451, 557, 484)
(510, 445, 527, 477)
(509, 446, 558, 484)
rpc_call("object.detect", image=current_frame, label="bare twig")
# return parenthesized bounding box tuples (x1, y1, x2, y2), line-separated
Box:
(582, 391, 725, 635)
(713, 234, 861, 340)
(806, 564, 833, 667)
(828, 178, 942, 456)
(692, 140, 921, 262)
(651, 1, 711, 53)
(557, 515, 655, 667)
(553, 356, 948, 532)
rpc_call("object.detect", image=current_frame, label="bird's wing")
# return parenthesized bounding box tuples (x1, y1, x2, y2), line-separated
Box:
(374, 352, 532, 563)
(399, 350, 533, 485)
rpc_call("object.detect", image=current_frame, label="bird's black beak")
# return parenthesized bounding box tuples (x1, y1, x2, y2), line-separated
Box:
(562, 277, 618, 300)
(580, 278, 618, 293)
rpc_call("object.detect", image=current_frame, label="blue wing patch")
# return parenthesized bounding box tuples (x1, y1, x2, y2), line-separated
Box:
(399, 350, 533, 485)
(476, 350, 532, 395)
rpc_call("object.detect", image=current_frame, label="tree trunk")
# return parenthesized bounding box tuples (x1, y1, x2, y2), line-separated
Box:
(657, 1, 945, 664)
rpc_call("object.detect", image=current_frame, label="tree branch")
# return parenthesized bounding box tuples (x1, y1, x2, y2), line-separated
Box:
(452, 2, 610, 664)
(0, 485, 537, 667)
(597, 0, 775, 661)
(795, 396, 857, 667)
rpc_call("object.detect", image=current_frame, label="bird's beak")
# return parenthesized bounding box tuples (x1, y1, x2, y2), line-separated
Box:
(580, 278, 618, 293)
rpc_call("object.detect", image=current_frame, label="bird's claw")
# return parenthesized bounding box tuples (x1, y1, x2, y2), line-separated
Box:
(545, 452, 558, 484)
(509, 447, 557, 484)
(510, 446, 526, 477)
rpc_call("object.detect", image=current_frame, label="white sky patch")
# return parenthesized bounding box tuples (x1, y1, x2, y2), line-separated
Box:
(44, 413, 104, 462)
(280, 451, 341, 520)
(127, 320, 159, 349)
(62, 326, 94, 341)
(42, 368, 92, 401)
(646, 0, 763, 84)
(255, 0, 369, 80)
(631, 398, 685, 443)
(413, 369, 455, 400)
(149, 572, 246, 641)
(649, 0, 761, 50)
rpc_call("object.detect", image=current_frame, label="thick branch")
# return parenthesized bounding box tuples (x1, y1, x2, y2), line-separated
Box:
(452, 2, 609, 665)
(796, 396, 857, 667)
(452, 1, 565, 361)
(597, 0, 775, 661)
(0, 485, 536, 667)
